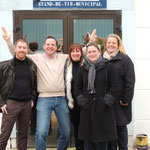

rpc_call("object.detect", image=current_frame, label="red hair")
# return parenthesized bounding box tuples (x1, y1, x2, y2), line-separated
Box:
(68, 43, 83, 66)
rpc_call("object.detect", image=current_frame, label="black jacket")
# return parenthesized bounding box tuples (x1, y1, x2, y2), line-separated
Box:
(64, 58, 82, 124)
(108, 52, 135, 126)
(0, 57, 37, 108)
(74, 58, 118, 142)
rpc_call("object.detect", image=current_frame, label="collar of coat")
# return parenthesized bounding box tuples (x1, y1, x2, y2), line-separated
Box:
(83, 56, 108, 72)
(8, 56, 33, 68)
(66, 61, 74, 109)
(110, 51, 123, 61)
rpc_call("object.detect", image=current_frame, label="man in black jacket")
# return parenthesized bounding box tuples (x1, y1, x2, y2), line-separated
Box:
(0, 39, 37, 150)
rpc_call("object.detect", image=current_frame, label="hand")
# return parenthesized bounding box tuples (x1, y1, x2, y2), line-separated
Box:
(1, 27, 12, 42)
(88, 29, 98, 43)
(1, 104, 8, 114)
(31, 101, 34, 108)
(76, 95, 88, 107)
(120, 100, 128, 106)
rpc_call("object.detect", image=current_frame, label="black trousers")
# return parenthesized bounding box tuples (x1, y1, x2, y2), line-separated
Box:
(72, 120, 84, 150)
(108, 125, 128, 150)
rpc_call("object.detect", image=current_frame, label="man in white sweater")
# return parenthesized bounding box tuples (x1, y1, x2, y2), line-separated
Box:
(2, 28, 70, 150)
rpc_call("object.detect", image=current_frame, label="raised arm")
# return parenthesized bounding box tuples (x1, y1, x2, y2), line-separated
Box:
(88, 29, 98, 43)
(1, 27, 15, 56)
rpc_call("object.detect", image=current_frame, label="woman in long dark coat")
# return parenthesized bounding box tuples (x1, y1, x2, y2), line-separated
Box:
(74, 42, 118, 150)
(103, 34, 135, 150)
(64, 43, 84, 150)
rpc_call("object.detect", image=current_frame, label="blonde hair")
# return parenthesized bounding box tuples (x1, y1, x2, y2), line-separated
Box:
(106, 34, 126, 54)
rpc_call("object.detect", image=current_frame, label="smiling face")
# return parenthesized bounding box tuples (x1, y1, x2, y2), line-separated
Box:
(14, 41, 28, 60)
(69, 43, 83, 63)
(70, 48, 82, 62)
(106, 37, 119, 54)
(43, 38, 57, 56)
(87, 45, 101, 62)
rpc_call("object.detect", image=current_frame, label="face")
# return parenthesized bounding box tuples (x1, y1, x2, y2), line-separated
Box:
(43, 38, 57, 56)
(15, 41, 28, 60)
(106, 37, 119, 54)
(87, 46, 101, 62)
(71, 48, 82, 62)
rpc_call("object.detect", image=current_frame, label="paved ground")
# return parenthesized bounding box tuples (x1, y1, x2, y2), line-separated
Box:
(7, 148, 132, 150)
(6, 135, 148, 150)
(7, 148, 76, 150)
(6, 138, 134, 150)
(6, 147, 135, 150)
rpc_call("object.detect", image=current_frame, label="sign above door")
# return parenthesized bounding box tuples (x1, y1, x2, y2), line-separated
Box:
(33, 0, 107, 8)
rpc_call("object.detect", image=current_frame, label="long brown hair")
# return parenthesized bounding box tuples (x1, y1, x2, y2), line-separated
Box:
(68, 43, 83, 66)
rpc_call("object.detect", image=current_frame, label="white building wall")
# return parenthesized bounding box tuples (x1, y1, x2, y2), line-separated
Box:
(0, 0, 137, 147)
(0, 11, 12, 61)
(133, 0, 150, 146)
(0, 0, 135, 59)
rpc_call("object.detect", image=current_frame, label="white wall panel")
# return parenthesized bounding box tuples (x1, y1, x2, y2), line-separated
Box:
(134, 0, 150, 146)
(17, 0, 33, 10)
(0, 11, 13, 61)
(135, 0, 150, 11)
(122, 10, 135, 58)
(135, 59, 150, 89)
(107, 0, 133, 10)
(134, 90, 150, 119)
(136, 10, 150, 27)
(0, 0, 33, 10)
(135, 28, 150, 59)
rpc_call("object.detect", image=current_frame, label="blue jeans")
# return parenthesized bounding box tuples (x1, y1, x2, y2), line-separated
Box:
(108, 125, 128, 150)
(84, 141, 108, 150)
(35, 97, 71, 150)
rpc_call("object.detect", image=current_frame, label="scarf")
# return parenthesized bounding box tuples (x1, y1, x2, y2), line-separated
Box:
(84, 56, 103, 94)
(103, 50, 119, 60)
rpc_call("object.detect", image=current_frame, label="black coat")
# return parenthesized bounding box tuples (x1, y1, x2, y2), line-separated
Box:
(74, 58, 118, 142)
(64, 58, 82, 124)
(0, 57, 37, 108)
(108, 52, 135, 126)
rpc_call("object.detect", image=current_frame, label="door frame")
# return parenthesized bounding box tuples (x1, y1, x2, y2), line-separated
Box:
(13, 10, 122, 53)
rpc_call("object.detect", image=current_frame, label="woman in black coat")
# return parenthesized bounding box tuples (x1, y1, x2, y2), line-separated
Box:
(74, 42, 118, 150)
(103, 34, 135, 150)
(64, 43, 84, 150)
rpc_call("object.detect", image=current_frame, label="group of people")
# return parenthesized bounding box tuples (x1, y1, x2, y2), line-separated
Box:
(0, 27, 135, 150)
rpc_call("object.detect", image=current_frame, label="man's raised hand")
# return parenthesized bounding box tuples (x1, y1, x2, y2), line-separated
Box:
(1, 27, 12, 41)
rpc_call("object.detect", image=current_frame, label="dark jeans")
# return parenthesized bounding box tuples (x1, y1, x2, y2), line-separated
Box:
(84, 141, 108, 150)
(72, 122, 84, 150)
(0, 100, 32, 150)
(108, 125, 128, 150)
